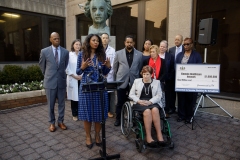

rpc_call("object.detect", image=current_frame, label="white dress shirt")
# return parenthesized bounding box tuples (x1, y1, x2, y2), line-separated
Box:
(159, 52, 165, 59)
(105, 45, 116, 82)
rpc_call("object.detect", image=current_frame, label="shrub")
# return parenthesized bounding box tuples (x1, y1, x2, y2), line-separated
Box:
(0, 70, 5, 84)
(1, 65, 25, 84)
(0, 65, 43, 85)
(25, 65, 44, 82)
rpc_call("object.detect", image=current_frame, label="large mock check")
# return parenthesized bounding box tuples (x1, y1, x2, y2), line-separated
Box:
(175, 64, 220, 93)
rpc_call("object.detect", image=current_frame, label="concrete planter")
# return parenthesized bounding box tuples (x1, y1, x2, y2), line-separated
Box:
(0, 89, 47, 110)
(0, 89, 46, 101)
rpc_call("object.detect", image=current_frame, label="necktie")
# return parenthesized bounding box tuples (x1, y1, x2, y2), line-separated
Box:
(55, 47, 58, 65)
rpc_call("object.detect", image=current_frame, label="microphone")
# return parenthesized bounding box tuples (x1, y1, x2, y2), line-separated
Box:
(98, 65, 107, 83)
(87, 71, 93, 77)
(87, 71, 93, 83)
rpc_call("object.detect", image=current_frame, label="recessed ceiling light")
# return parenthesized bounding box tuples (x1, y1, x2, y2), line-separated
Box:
(2, 13, 20, 18)
(0, 20, 6, 23)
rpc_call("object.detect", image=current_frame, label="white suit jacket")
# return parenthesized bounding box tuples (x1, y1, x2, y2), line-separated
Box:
(129, 78, 163, 108)
(105, 45, 115, 82)
(66, 51, 79, 101)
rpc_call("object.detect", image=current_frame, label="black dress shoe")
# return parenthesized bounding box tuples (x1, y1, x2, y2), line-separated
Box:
(114, 119, 120, 126)
(168, 110, 176, 114)
(95, 134, 102, 147)
(146, 141, 157, 148)
(177, 118, 184, 122)
(96, 142, 102, 147)
(86, 143, 93, 149)
(158, 141, 167, 147)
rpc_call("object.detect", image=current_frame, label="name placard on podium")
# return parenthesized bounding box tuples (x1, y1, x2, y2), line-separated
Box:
(175, 64, 220, 93)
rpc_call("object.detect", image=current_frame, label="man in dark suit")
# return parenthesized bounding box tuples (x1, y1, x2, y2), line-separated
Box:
(168, 34, 184, 114)
(113, 35, 143, 126)
(39, 32, 69, 132)
(159, 40, 174, 117)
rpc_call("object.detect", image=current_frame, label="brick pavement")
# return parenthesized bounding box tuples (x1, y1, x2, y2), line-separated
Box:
(0, 101, 240, 160)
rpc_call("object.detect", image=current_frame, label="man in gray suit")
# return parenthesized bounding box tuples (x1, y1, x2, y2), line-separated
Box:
(113, 35, 143, 126)
(39, 32, 69, 132)
(168, 34, 184, 114)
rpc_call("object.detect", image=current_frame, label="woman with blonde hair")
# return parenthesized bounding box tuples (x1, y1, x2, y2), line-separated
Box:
(143, 45, 166, 83)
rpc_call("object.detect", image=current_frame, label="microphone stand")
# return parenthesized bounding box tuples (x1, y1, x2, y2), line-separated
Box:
(90, 68, 120, 160)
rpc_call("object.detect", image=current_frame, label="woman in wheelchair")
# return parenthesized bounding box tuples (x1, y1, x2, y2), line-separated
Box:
(129, 65, 166, 148)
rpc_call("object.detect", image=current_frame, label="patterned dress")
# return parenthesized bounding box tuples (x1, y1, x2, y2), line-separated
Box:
(76, 52, 110, 122)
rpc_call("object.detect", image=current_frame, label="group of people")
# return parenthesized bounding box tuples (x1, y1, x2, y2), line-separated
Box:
(39, 32, 202, 149)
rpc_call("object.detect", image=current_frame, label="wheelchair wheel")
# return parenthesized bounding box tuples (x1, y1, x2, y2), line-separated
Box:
(121, 101, 132, 137)
(135, 121, 145, 153)
(161, 119, 174, 149)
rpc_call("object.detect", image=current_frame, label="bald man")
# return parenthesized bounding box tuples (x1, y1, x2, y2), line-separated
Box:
(39, 32, 69, 132)
(168, 34, 184, 114)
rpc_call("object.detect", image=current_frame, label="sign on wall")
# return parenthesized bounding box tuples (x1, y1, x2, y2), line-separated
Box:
(175, 64, 220, 93)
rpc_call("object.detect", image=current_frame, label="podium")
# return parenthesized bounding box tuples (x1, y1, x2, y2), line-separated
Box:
(82, 81, 123, 160)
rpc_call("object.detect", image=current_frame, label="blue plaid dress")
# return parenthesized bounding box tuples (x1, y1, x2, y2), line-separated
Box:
(76, 52, 110, 122)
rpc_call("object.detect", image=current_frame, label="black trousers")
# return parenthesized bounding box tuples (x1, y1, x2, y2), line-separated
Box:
(71, 100, 78, 117)
(177, 92, 197, 120)
(71, 80, 80, 117)
(116, 86, 129, 120)
(165, 80, 176, 113)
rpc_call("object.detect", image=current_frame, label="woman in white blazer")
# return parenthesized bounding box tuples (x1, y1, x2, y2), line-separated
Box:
(129, 65, 166, 148)
(66, 39, 82, 121)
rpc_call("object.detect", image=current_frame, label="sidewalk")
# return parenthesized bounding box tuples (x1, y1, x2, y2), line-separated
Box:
(0, 101, 240, 160)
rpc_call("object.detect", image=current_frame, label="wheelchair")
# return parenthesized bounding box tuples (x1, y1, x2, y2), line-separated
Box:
(120, 99, 174, 153)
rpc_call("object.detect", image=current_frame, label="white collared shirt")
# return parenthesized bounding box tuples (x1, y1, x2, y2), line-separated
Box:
(51, 45, 61, 62)
(159, 52, 165, 59)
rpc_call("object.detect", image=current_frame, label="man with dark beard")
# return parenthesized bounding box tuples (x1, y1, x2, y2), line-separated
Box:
(113, 35, 143, 126)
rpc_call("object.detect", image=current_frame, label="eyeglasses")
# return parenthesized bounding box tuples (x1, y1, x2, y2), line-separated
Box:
(183, 43, 192, 46)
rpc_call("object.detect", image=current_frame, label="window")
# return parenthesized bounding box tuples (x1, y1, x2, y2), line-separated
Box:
(48, 18, 64, 47)
(0, 8, 65, 62)
(195, 0, 240, 94)
(145, 0, 167, 45)
(76, 14, 92, 39)
(111, 3, 138, 50)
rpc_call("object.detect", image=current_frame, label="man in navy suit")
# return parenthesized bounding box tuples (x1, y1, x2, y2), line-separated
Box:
(168, 35, 184, 114)
(159, 40, 174, 117)
(39, 32, 69, 132)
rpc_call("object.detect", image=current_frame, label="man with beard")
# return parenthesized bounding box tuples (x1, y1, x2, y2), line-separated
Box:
(113, 35, 143, 126)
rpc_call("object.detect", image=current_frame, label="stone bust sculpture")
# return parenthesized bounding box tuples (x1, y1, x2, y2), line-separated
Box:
(84, 0, 113, 36)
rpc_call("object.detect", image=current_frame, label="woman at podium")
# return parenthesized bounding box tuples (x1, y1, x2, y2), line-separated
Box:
(76, 34, 111, 149)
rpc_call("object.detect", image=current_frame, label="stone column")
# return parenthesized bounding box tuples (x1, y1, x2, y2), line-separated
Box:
(137, 1, 146, 51)
(168, 0, 193, 48)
